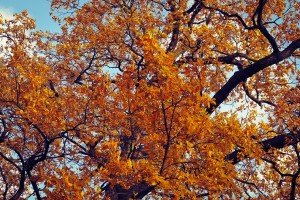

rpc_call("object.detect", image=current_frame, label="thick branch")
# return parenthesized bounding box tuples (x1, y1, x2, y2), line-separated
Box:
(0, 166, 9, 199)
(225, 131, 300, 164)
(207, 38, 300, 114)
(166, 0, 180, 53)
(186, 3, 202, 28)
(184, 0, 200, 14)
(10, 170, 26, 200)
(0, 152, 22, 172)
(27, 170, 42, 200)
(218, 52, 257, 64)
(290, 169, 300, 200)
(159, 102, 171, 175)
(255, 0, 279, 52)
(105, 181, 155, 199)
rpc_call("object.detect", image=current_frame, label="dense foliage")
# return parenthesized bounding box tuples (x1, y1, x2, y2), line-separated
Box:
(0, 0, 300, 199)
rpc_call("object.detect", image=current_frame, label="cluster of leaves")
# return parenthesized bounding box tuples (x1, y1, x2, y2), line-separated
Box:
(0, 0, 300, 199)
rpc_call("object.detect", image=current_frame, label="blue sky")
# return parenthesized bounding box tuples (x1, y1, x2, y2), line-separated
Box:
(0, 0, 60, 32)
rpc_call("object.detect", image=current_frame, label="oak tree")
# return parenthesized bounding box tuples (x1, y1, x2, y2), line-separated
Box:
(0, 0, 300, 199)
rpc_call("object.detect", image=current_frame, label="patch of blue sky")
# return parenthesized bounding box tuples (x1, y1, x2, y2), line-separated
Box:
(0, 0, 60, 32)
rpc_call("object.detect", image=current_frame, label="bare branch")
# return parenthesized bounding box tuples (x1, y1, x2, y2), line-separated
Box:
(254, 0, 279, 52)
(207, 38, 300, 114)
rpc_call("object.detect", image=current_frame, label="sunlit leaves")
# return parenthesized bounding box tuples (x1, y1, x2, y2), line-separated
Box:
(0, 0, 299, 199)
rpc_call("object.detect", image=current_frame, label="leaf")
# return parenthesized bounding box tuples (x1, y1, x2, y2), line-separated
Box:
(1, 0, 299, 199)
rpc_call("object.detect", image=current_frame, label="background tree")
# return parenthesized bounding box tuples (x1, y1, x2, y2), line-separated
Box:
(0, 0, 300, 199)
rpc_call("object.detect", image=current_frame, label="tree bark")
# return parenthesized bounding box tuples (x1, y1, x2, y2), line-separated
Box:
(226, 132, 300, 164)
(207, 38, 300, 114)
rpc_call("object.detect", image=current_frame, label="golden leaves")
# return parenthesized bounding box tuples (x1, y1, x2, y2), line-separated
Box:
(0, 0, 299, 199)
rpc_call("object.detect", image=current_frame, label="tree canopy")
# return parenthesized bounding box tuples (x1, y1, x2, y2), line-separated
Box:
(0, 0, 300, 199)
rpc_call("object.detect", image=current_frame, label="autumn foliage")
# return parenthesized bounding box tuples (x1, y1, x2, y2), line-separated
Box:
(0, 0, 300, 199)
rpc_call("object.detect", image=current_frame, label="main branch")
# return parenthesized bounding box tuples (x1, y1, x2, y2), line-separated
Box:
(207, 38, 300, 114)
